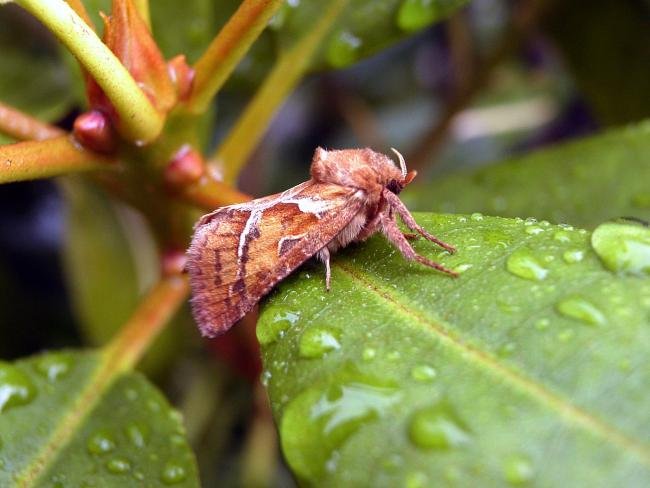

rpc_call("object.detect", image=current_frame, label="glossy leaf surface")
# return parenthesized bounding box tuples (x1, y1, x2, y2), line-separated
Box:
(259, 213, 650, 486)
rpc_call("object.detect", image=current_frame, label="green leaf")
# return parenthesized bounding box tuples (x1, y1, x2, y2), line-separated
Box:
(60, 178, 187, 375)
(259, 213, 650, 486)
(406, 121, 650, 229)
(272, 0, 469, 69)
(0, 349, 199, 486)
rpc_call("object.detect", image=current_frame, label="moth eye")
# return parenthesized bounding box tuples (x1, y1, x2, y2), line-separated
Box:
(387, 179, 403, 194)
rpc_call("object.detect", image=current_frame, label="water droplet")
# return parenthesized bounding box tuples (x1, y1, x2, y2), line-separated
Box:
(632, 193, 650, 208)
(326, 30, 362, 68)
(470, 212, 484, 221)
(133, 471, 145, 481)
(497, 342, 516, 357)
(591, 220, 650, 276)
(484, 230, 511, 249)
(408, 404, 470, 450)
(503, 454, 534, 484)
(452, 263, 472, 274)
(387, 351, 401, 361)
(534, 318, 550, 330)
(525, 226, 544, 235)
(299, 327, 341, 359)
(411, 365, 437, 382)
(106, 457, 130, 474)
(524, 218, 538, 225)
(125, 422, 148, 448)
(280, 371, 400, 481)
(562, 249, 584, 264)
(405, 471, 428, 488)
(257, 308, 300, 346)
(506, 249, 548, 281)
(0, 362, 37, 412)
(556, 296, 606, 326)
(557, 329, 575, 342)
(35, 353, 73, 381)
(124, 388, 138, 401)
(362, 348, 376, 361)
(87, 430, 116, 455)
(553, 231, 571, 243)
(161, 461, 187, 484)
(396, 0, 440, 32)
(261, 370, 272, 386)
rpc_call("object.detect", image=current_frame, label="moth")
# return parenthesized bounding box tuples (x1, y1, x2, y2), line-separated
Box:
(187, 147, 457, 337)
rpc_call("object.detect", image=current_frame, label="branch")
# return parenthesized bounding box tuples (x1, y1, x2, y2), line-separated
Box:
(215, 0, 349, 184)
(0, 102, 66, 141)
(0, 135, 113, 183)
(104, 274, 189, 373)
(180, 173, 252, 209)
(63, 0, 95, 30)
(15, 0, 164, 144)
(186, 0, 284, 114)
(133, 0, 151, 30)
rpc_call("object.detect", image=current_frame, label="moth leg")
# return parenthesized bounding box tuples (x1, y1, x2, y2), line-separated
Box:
(380, 213, 458, 277)
(355, 211, 384, 242)
(383, 189, 456, 254)
(403, 232, 418, 240)
(318, 247, 332, 291)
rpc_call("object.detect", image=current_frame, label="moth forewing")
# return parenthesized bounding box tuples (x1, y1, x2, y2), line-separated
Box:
(187, 147, 457, 337)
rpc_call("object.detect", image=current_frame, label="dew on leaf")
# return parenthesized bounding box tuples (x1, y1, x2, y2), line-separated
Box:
(125, 422, 148, 448)
(106, 457, 130, 474)
(562, 249, 584, 264)
(35, 352, 73, 381)
(326, 30, 362, 68)
(452, 263, 473, 274)
(506, 249, 548, 281)
(556, 296, 606, 326)
(557, 329, 575, 342)
(525, 226, 544, 235)
(161, 460, 188, 484)
(591, 220, 650, 276)
(411, 365, 437, 382)
(534, 318, 550, 330)
(405, 470, 428, 488)
(553, 231, 571, 243)
(471, 212, 484, 221)
(503, 454, 534, 484)
(280, 371, 400, 481)
(362, 348, 376, 361)
(261, 370, 272, 386)
(0, 362, 37, 413)
(396, 0, 440, 32)
(86, 430, 116, 455)
(257, 308, 300, 346)
(299, 327, 341, 359)
(408, 404, 470, 450)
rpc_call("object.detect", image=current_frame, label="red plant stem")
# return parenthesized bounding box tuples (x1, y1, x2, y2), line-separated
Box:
(104, 274, 189, 372)
(0, 102, 66, 141)
(0, 135, 113, 183)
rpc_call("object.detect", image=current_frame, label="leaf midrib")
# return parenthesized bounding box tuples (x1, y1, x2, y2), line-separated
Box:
(335, 260, 650, 467)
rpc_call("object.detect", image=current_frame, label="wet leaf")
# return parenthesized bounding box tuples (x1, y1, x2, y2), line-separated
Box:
(259, 213, 650, 486)
(406, 121, 650, 228)
(0, 350, 199, 486)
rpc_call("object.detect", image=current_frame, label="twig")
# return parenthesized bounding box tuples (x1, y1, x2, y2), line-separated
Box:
(179, 173, 252, 209)
(0, 135, 113, 183)
(0, 101, 66, 141)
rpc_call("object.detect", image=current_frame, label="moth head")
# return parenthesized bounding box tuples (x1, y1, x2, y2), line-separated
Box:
(387, 148, 417, 194)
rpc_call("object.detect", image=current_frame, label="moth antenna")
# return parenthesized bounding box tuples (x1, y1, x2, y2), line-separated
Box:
(390, 147, 407, 178)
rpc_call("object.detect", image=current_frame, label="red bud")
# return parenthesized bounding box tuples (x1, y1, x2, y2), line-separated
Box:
(165, 145, 204, 188)
(73, 110, 117, 154)
(167, 55, 195, 102)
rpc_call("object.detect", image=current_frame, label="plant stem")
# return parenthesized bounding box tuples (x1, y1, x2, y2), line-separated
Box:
(186, 0, 284, 114)
(15, 0, 164, 144)
(216, 0, 349, 184)
(104, 274, 189, 373)
(0, 102, 65, 141)
(0, 136, 113, 183)
(133, 0, 151, 30)
(180, 174, 252, 209)
(63, 0, 95, 30)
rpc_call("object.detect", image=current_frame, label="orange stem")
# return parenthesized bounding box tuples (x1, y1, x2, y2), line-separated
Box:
(180, 174, 252, 209)
(0, 135, 114, 183)
(0, 102, 65, 141)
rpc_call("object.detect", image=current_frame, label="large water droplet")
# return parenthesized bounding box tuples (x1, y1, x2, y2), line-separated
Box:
(525, 226, 544, 235)
(470, 212, 484, 221)
(411, 365, 437, 382)
(408, 404, 470, 450)
(106, 457, 131, 474)
(503, 454, 534, 484)
(396, 0, 440, 32)
(326, 30, 362, 68)
(87, 430, 116, 455)
(556, 296, 606, 326)
(591, 220, 650, 276)
(35, 353, 73, 381)
(161, 461, 187, 484)
(506, 249, 548, 281)
(299, 327, 341, 359)
(257, 308, 300, 346)
(280, 371, 400, 481)
(0, 362, 37, 413)
(553, 231, 571, 243)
